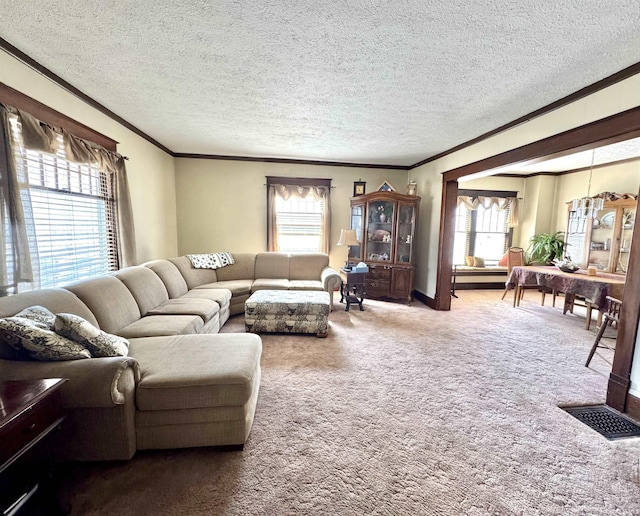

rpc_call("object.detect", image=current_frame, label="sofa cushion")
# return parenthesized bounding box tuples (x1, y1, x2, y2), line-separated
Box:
(0, 317, 91, 361)
(147, 298, 219, 323)
(289, 253, 329, 281)
(129, 333, 262, 411)
(143, 260, 189, 298)
(213, 253, 256, 282)
(118, 315, 204, 339)
(0, 288, 99, 327)
(195, 280, 252, 297)
(169, 256, 218, 290)
(288, 280, 324, 291)
(113, 267, 170, 316)
(65, 276, 141, 334)
(181, 287, 232, 304)
(255, 252, 289, 279)
(54, 313, 129, 357)
(251, 278, 290, 292)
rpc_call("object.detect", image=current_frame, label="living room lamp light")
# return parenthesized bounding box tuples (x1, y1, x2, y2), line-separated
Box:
(337, 229, 360, 269)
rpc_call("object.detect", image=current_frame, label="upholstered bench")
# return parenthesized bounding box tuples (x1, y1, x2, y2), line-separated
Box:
(244, 290, 330, 338)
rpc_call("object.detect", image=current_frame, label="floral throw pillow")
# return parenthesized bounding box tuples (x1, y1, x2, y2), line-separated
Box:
(54, 313, 129, 358)
(0, 317, 91, 361)
(15, 305, 56, 329)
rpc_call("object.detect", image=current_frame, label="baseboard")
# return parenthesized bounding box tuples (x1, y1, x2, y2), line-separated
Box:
(413, 290, 436, 309)
(607, 373, 631, 411)
(453, 282, 504, 290)
(626, 393, 640, 421)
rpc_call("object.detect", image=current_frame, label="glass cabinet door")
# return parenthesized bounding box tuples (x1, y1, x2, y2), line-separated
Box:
(349, 203, 364, 262)
(366, 200, 394, 262)
(565, 210, 588, 266)
(588, 207, 616, 270)
(617, 207, 635, 273)
(396, 203, 415, 263)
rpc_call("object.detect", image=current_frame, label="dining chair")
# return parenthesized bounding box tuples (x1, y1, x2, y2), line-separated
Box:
(585, 296, 622, 367)
(501, 247, 547, 306)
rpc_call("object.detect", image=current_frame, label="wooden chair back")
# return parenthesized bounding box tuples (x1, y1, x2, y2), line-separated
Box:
(506, 247, 525, 273)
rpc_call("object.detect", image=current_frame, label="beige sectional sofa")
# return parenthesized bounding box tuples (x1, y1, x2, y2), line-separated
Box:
(0, 252, 339, 461)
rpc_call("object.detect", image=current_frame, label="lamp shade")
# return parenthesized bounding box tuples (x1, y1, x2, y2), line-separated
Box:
(337, 229, 359, 246)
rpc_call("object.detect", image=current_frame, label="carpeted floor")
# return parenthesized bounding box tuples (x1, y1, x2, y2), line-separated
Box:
(58, 290, 640, 515)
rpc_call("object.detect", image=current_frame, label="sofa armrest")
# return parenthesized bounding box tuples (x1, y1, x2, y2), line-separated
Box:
(0, 357, 140, 408)
(321, 266, 341, 293)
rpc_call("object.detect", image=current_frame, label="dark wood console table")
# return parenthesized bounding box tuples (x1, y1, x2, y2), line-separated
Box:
(340, 268, 366, 311)
(0, 378, 67, 515)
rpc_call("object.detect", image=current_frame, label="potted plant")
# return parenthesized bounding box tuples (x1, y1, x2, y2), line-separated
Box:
(526, 231, 566, 264)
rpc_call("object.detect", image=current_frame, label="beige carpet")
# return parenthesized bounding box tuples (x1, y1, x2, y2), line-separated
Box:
(59, 290, 640, 515)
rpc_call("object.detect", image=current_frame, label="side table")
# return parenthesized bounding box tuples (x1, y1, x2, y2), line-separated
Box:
(0, 378, 67, 516)
(340, 268, 366, 311)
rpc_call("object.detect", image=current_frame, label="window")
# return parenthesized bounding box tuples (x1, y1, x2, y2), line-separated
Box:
(7, 115, 119, 289)
(267, 177, 331, 253)
(453, 191, 515, 266)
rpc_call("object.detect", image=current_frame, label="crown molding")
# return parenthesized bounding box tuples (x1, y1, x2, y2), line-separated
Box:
(409, 61, 640, 170)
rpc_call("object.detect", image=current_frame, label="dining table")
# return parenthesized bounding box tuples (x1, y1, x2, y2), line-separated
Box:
(506, 265, 626, 313)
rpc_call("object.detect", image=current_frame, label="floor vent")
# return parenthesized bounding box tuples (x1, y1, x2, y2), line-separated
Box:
(563, 405, 640, 440)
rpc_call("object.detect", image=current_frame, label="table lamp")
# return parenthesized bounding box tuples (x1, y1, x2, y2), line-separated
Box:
(337, 229, 360, 270)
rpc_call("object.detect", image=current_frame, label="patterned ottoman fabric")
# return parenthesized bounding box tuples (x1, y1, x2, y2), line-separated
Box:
(245, 290, 330, 337)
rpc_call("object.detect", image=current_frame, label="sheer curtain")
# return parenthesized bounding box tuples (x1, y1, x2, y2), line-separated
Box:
(267, 180, 331, 253)
(0, 103, 136, 295)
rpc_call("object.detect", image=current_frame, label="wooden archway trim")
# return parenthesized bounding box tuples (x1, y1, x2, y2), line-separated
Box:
(434, 106, 640, 412)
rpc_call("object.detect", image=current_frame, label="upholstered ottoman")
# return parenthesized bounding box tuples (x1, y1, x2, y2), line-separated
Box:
(245, 290, 330, 337)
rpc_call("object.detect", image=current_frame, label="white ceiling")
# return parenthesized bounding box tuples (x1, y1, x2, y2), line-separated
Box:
(1, 1, 640, 166)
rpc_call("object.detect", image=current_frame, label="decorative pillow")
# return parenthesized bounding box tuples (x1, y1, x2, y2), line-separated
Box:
(187, 252, 235, 269)
(465, 256, 474, 266)
(0, 317, 91, 361)
(54, 313, 129, 358)
(498, 251, 509, 266)
(473, 257, 485, 267)
(15, 305, 56, 329)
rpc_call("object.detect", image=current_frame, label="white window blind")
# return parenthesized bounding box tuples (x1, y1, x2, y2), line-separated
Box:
(8, 115, 118, 289)
(453, 200, 511, 265)
(275, 195, 325, 252)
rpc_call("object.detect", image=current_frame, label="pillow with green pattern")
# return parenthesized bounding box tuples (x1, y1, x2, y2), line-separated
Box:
(54, 313, 129, 358)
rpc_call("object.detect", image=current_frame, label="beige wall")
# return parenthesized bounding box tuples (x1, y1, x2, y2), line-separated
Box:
(0, 51, 178, 263)
(174, 158, 408, 269)
(412, 73, 640, 298)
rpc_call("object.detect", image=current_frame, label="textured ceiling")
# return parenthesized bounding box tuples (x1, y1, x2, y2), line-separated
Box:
(1, 1, 640, 166)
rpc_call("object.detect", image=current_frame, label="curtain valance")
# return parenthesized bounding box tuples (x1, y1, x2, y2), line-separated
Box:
(457, 195, 519, 227)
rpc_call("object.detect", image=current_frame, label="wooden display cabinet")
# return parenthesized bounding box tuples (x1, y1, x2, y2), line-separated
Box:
(349, 191, 420, 304)
(565, 195, 636, 274)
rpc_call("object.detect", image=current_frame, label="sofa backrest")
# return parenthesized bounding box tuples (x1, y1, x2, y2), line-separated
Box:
(113, 267, 169, 316)
(168, 257, 218, 289)
(65, 276, 141, 334)
(0, 287, 99, 327)
(255, 253, 289, 279)
(143, 260, 189, 298)
(215, 253, 257, 282)
(289, 253, 329, 280)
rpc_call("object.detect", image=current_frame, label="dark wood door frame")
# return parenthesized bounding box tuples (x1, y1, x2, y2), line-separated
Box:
(434, 106, 640, 412)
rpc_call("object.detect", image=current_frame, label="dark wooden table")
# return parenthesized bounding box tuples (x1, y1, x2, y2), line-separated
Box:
(0, 378, 67, 515)
(340, 268, 366, 311)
